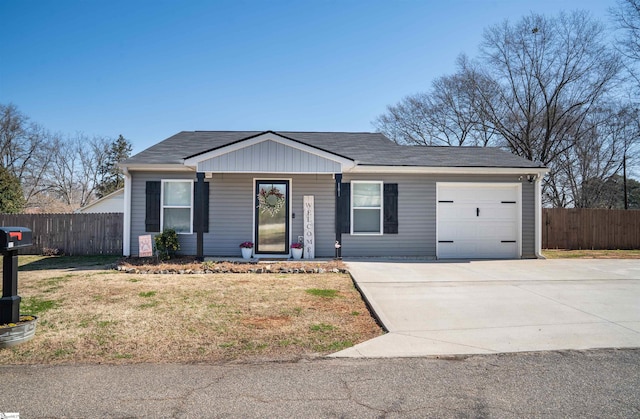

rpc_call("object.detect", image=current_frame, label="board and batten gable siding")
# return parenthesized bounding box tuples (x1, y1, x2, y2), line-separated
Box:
(197, 140, 342, 173)
(340, 173, 536, 258)
(129, 172, 336, 257)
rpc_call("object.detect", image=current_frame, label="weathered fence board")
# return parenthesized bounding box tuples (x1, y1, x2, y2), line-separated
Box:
(0, 213, 123, 255)
(543, 208, 640, 250)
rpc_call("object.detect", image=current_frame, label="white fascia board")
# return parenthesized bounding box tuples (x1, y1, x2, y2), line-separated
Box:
(183, 132, 356, 171)
(196, 170, 338, 175)
(348, 165, 549, 176)
(121, 164, 194, 172)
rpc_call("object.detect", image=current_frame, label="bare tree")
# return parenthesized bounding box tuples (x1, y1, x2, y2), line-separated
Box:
(473, 11, 622, 165)
(0, 104, 56, 208)
(373, 11, 636, 208)
(557, 105, 639, 207)
(612, 0, 640, 88)
(374, 62, 496, 147)
(44, 134, 110, 209)
(373, 92, 433, 145)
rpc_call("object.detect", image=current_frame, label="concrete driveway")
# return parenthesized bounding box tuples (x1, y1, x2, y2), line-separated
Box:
(332, 259, 640, 358)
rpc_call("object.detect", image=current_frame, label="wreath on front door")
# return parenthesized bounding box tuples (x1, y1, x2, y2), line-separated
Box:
(257, 187, 285, 216)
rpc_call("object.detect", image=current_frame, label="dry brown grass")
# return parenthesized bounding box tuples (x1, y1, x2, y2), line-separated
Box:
(1, 266, 382, 365)
(542, 249, 640, 259)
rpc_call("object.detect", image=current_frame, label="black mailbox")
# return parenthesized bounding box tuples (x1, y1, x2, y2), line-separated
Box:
(0, 227, 32, 251)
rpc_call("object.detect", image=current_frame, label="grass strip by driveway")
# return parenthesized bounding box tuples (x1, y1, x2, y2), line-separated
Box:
(1, 259, 382, 364)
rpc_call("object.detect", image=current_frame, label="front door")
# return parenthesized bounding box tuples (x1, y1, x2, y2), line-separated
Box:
(255, 180, 290, 255)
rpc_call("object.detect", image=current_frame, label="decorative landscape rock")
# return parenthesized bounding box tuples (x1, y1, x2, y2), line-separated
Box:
(115, 257, 348, 275)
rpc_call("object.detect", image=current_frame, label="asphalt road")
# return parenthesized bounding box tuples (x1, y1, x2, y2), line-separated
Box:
(1, 349, 638, 418)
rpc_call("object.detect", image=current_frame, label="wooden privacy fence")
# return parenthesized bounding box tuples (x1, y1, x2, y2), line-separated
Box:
(0, 213, 123, 255)
(543, 208, 640, 250)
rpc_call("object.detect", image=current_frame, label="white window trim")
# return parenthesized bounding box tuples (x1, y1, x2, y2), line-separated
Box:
(350, 180, 384, 235)
(160, 179, 194, 234)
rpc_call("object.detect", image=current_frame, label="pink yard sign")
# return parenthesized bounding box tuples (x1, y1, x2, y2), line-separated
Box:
(139, 235, 153, 257)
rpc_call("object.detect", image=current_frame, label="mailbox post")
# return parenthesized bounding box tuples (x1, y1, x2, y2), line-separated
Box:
(0, 227, 33, 324)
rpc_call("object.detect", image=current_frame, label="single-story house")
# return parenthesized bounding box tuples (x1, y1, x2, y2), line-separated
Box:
(120, 131, 548, 259)
(76, 188, 124, 213)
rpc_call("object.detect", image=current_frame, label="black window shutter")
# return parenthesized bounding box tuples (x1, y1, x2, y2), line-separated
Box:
(383, 183, 398, 234)
(145, 181, 161, 232)
(193, 181, 210, 233)
(338, 182, 351, 234)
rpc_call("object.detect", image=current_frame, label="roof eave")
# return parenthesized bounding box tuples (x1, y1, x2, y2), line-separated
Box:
(183, 130, 355, 163)
(348, 165, 549, 175)
(118, 163, 194, 172)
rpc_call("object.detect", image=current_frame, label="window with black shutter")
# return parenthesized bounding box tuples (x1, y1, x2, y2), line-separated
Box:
(383, 183, 398, 234)
(145, 181, 161, 232)
(337, 181, 398, 235)
(337, 182, 351, 234)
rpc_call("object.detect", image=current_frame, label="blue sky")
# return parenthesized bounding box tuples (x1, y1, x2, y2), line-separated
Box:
(1, 0, 614, 154)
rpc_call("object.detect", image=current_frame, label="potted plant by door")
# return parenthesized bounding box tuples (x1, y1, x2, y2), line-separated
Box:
(291, 242, 303, 260)
(239, 241, 253, 259)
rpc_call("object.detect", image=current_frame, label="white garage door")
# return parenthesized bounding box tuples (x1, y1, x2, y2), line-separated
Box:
(437, 183, 521, 259)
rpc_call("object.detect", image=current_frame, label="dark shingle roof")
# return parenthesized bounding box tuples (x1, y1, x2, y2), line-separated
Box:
(123, 130, 544, 169)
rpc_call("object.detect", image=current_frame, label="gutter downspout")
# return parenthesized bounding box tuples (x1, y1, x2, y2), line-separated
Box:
(123, 167, 132, 257)
(534, 175, 543, 259)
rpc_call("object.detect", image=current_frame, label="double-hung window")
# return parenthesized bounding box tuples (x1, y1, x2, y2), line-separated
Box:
(351, 181, 383, 234)
(161, 180, 193, 233)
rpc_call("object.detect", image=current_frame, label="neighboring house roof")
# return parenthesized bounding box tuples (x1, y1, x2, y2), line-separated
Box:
(123, 130, 546, 169)
(76, 188, 124, 213)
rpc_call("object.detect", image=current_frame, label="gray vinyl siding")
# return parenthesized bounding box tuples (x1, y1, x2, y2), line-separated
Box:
(204, 173, 335, 257)
(130, 171, 537, 258)
(521, 181, 536, 258)
(129, 171, 336, 257)
(197, 141, 341, 173)
(341, 173, 536, 258)
(341, 174, 433, 257)
(289, 174, 336, 257)
(129, 171, 197, 256)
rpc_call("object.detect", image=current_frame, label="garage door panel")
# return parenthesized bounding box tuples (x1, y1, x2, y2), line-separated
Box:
(439, 221, 516, 241)
(439, 203, 517, 220)
(439, 186, 518, 203)
(437, 183, 520, 259)
(438, 240, 518, 259)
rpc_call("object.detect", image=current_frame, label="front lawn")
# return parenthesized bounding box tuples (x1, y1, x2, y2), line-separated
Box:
(1, 257, 383, 364)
